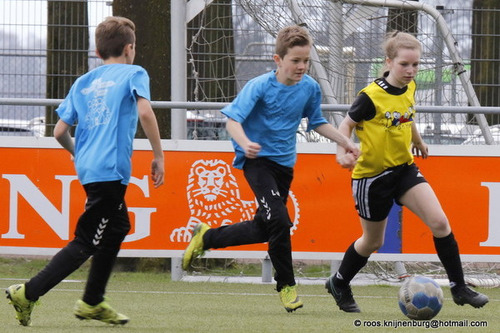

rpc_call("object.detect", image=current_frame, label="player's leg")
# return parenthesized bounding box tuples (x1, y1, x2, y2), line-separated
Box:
(81, 182, 130, 306)
(6, 238, 93, 326)
(326, 218, 387, 313)
(327, 171, 395, 312)
(244, 158, 302, 312)
(22, 239, 94, 301)
(6, 182, 105, 326)
(260, 160, 302, 312)
(73, 181, 130, 325)
(198, 158, 284, 250)
(201, 210, 269, 249)
(182, 158, 271, 271)
(398, 182, 450, 237)
(399, 177, 488, 308)
(246, 159, 295, 286)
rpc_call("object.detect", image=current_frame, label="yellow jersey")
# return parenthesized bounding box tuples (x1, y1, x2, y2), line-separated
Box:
(351, 79, 417, 179)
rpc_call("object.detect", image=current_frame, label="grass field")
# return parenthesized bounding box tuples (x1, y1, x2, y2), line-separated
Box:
(0, 258, 498, 332)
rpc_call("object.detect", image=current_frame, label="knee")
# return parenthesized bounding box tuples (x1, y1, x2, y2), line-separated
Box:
(68, 238, 96, 258)
(428, 215, 450, 237)
(264, 201, 292, 227)
(367, 240, 384, 254)
(117, 222, 131, 238)
(356, 237, 384, 256)
(108, 224, 131, 246)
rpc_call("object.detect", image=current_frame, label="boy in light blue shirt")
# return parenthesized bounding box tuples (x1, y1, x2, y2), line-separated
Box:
(183, 25, 359, 312)
(6, 16, 164, 326)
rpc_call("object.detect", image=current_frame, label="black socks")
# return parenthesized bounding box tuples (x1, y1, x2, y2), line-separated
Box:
(434, 232, 465, 289)
(335, 242, 369, 286)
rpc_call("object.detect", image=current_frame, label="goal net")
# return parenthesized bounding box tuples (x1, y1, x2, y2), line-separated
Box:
(187, 0, 493, 143)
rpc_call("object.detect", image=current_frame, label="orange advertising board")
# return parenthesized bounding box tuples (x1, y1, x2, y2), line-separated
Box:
(1, 138, 499, 261)
(402, 153, 500, 256)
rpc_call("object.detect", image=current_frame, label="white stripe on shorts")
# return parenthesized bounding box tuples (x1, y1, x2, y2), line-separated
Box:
(352, 170, 392, 220)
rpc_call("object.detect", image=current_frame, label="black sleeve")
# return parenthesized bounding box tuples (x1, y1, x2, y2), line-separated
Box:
(348, 92, 376, 122)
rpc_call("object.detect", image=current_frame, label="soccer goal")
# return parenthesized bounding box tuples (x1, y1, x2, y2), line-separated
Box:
(179, 0, 495, 143)
(236, 0, 494, 142)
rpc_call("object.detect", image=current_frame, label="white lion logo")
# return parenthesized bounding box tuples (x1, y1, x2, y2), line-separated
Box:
(169, 159, 300, 242)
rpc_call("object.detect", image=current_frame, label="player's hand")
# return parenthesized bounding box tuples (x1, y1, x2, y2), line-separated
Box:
(337, 153, 357, 170)
(151, 158, 165, 188)
(243, 141, 262, 159)
(347, 144, 361, 160)
(412, 141, 428, 159)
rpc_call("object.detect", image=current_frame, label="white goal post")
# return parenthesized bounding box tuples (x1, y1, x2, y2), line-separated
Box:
(340, 0, 494, 143)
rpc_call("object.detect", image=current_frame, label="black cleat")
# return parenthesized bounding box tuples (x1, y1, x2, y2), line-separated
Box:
(452, 286, 489, 308)
(325, 275, 360, 313)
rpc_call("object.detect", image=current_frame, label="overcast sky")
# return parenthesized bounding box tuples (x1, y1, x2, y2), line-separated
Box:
(0, 0, 473, 46)
(0, 0, 111, 48)
(0, 0, 478, 121)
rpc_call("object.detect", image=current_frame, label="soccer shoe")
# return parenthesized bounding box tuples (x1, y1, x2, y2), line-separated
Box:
(279, 285, 304, 312)
(74, 299, 129, 325)
(6, 284, 38, 326)
(325, 275, 361, 313)
(182, 222, 211, 270)
(451, 286, 489, 308)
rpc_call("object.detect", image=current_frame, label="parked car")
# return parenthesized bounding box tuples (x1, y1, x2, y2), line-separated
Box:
(0, 117, 45, 137)
(186, 111, 229, 140)
(462, 125, 500, 145)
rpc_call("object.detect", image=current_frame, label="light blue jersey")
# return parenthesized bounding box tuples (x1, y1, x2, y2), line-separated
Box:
(222, 70, 327, 169)
(56, 64, 150, 185)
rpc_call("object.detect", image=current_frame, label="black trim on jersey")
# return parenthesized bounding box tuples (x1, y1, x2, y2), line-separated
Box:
(375, 78, 408, 95)
(348, 93, 375, 122)
(348, 78, 409, 122)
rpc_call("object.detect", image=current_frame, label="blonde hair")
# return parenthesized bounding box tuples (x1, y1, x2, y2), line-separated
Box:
(275, 25, 312, 59)
(381, 31, 421, 75)
(96, 16, 136, 60)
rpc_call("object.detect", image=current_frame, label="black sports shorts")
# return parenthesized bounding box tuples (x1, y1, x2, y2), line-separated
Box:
(351, 163, 427, 221)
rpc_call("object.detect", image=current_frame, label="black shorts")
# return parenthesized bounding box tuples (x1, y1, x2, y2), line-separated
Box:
(75, 180, 131, 247)
(351, 163, 427, 221)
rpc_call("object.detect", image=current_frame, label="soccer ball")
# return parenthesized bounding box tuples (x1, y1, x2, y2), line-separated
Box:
(398, 276, 444, 320)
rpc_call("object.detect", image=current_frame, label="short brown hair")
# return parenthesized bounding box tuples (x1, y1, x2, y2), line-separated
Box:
(275, 25, 312, 59)
(95, 16, 135, 60)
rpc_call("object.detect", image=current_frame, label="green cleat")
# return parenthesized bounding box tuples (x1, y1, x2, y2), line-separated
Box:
(6, 284, 38, 326)
(74, 299, 129, 325)
(182, 222, 211, 270)
(279, 285, 304, 313)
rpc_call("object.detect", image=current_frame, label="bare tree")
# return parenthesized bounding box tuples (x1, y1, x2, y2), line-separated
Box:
(113, 0, 234, 140)
(112, 0, 171, 138)
(471, 0, 500, 124)
(45, 1, 89, 136)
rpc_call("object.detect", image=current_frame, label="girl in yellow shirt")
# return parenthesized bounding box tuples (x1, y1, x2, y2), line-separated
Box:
(326, 31, 488, 313)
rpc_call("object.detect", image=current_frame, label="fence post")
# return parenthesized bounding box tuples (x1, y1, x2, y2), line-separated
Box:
(330, 260, 341, 275)
(262, 256, 273, 283)
(171, 257, 183, 281)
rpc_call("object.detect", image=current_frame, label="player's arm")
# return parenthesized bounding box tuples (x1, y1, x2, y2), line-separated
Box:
(137, 97, 164, 187)
(334, 116, 359, 169)
(411, 122, 428, 159)
(314, 123, 359, 157)
(226, 118, 261, 159)
(54, 119, 75, 156)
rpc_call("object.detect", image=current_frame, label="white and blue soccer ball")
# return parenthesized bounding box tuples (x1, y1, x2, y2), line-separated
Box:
(398, 276, 444, 320)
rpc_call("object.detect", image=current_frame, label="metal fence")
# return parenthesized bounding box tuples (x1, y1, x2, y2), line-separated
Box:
(1, 0, 499, 143)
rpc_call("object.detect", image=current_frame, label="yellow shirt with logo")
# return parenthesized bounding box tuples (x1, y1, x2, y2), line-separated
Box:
(352, 79, 416, 179)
